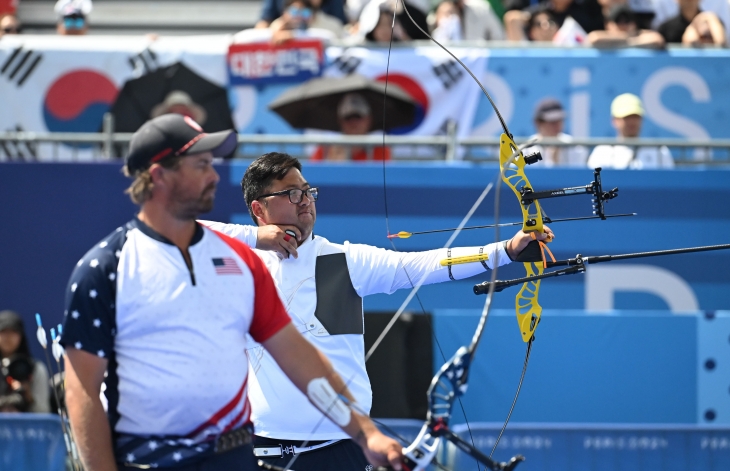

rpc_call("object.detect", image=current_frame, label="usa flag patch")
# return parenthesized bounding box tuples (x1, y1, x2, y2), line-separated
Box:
(212, 257, 243, 275)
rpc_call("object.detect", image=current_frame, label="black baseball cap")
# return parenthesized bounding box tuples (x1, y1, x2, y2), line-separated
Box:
(125, 114, 237, 173)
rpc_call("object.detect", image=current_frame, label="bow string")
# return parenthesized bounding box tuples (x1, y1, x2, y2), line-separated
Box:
(373, 3, 538, 468)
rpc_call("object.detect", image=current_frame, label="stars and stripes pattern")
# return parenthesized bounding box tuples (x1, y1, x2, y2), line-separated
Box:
(61, 218, 290, 468)
(212, 257, 243, 275)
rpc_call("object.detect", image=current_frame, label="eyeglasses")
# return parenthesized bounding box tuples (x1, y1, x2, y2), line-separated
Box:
(257, 187, 318, 204)
(2, 26, 21, 34)
(531, 19, 556, 30)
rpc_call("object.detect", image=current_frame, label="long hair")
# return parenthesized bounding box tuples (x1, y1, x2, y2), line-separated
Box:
(123, 157, 181, 204)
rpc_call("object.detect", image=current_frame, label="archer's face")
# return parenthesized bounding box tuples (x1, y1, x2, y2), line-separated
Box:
(255, 168, 316, 241)
(163, 152, 220, 220)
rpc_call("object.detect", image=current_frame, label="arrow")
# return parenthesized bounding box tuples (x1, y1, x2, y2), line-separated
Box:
(387, 213, 637, 239)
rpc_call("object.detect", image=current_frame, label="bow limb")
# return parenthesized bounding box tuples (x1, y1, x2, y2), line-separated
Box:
(394, 347, 525, 471)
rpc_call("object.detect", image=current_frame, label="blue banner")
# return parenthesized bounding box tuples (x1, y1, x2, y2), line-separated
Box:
(236, 47, 730, 141)
(471, 48, 730, 140)
(0, 414, 67, 471)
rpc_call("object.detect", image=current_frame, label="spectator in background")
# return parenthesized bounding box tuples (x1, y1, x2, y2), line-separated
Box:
(681, 11, 726, 45)
(0, 13, 21, 36)
(504, 0, 604, 42)
(526, 9, 560, 41)
(651, 0, 729, 32)
(360, 3, 410, 42)
(0, 310, 51, 413)
(348, 0, 431, 25)
(150, 91, 208, 126)
(587, 5, 665, 47)
(269, 0, 344, 43)
(357, 0, 430, 41)
(524, 98, 588, 167)
(429, 0, 505, 41)
(311, 93, 391, 161)
(627, 0, 658, 28)
(588, 93, 674, 169)
(657, 0, 726, 45)
(432, 0, 464, 41)
(596, 0, 657, 29)
(257, 0, 347, 28)
(55, 0, 91, 36)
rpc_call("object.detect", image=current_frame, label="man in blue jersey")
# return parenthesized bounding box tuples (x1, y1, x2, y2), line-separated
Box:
(61, 115, 403, 471)
(204, 152, 554, 471)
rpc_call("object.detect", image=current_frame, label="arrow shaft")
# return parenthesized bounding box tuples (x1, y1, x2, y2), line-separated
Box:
(390, 213, 637, 238)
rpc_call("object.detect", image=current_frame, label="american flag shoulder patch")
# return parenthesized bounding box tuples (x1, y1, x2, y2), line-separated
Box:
(212, 257, 243, 275)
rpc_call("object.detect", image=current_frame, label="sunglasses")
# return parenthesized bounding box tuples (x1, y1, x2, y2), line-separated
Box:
(2, 26, 21, 34)
(287, 6, 312, 19)
(63, 15, 86, 30)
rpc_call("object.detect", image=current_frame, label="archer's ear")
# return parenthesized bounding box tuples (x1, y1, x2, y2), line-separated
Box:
(148, 164, 165, 184)
(250, 200, 267, 225)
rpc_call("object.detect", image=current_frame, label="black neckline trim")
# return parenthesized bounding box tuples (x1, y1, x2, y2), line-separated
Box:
(132, 217, 205, 247)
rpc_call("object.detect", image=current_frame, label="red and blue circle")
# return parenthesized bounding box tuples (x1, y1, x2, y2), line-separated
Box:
(375, 73, 428, 134)
(43, 70, 118, 133)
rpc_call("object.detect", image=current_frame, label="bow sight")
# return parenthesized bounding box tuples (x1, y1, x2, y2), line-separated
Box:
(520, 150, 619, 224)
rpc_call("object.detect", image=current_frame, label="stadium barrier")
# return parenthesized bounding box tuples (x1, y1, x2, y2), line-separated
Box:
(1, 128, 729, 164)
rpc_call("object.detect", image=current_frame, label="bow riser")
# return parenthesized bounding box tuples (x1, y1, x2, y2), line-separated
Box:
(498, 133, 548, 342)
(499, 134, 545, 235)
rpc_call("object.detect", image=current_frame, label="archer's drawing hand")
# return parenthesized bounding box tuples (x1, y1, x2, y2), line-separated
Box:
(256, 225, 301, 259)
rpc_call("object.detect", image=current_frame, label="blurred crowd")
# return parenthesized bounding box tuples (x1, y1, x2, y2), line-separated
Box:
(0, 0, 716, 169)
(1, 0, 725, 47)
(234, 0, 728, 47)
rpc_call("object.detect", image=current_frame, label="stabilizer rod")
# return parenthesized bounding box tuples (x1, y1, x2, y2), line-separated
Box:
(474, 243, 730, 295)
